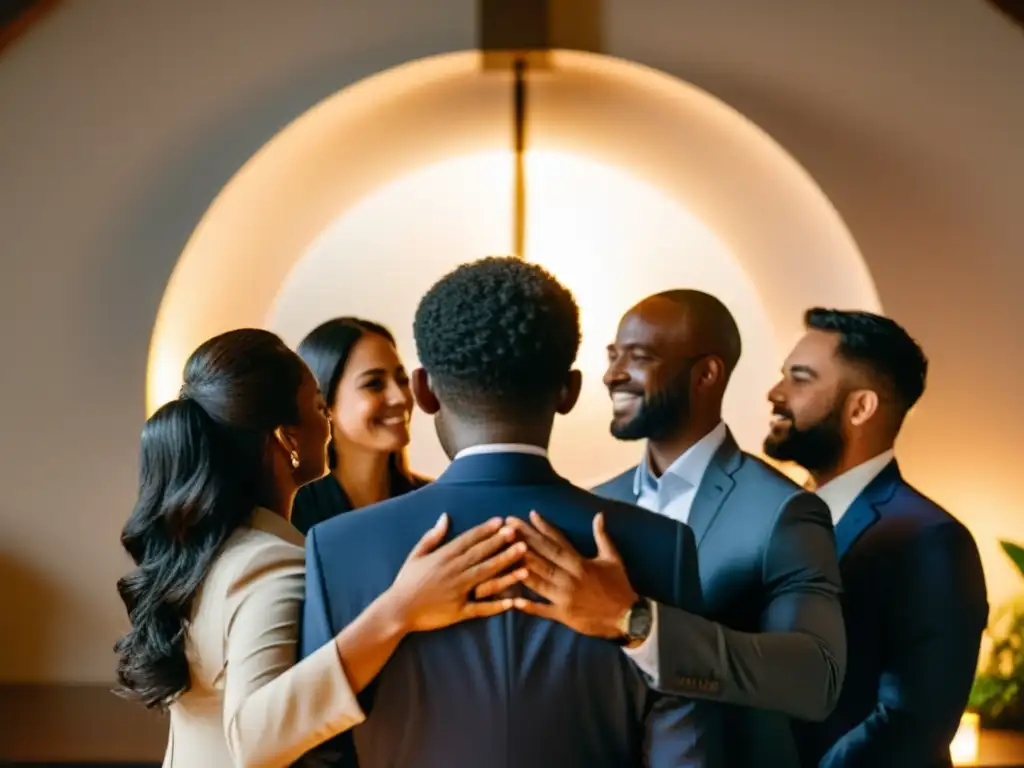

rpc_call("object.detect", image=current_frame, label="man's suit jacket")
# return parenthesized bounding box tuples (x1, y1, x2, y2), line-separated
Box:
(298, 451, 715, 768)
(594, 430, 846, 768)
(793, 460, 988, 768)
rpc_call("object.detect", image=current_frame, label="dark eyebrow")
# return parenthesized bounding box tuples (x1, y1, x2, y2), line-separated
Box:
(358, 368, 387, 379)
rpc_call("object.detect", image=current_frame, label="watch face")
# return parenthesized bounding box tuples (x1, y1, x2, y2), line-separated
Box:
(628, 601, 653, 639)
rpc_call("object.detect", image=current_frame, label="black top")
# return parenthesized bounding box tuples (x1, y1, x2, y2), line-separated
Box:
(291, 471, 430, 535)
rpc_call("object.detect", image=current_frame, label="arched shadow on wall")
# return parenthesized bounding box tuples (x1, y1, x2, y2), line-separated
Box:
(85, 30, 477, 418)
(0, 551, 61, 681)
(675, 68, 1002, 348)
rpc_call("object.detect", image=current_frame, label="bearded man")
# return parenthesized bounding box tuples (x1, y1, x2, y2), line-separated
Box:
(765, 308, 988, 768)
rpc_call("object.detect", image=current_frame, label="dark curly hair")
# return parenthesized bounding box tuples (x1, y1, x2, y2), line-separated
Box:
(114, 329, 305, 709)
(413, 256, 581, 418)
(806, 308, 928, 414)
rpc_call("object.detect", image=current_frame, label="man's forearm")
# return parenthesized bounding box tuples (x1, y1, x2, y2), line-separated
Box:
(648, 607, 844, 721)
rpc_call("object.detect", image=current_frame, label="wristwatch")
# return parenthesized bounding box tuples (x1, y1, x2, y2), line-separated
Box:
(615, 597, 653, 646)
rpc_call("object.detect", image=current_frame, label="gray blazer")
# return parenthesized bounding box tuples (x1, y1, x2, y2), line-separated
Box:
(594, 429, 846, 768)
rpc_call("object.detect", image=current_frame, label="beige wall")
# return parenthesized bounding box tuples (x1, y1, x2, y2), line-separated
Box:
(0, 0, 1021, 683)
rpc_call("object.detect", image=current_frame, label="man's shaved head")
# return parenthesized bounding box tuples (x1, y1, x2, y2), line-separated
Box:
(604, 289, 741, 445)
(650, 289, 742, 377)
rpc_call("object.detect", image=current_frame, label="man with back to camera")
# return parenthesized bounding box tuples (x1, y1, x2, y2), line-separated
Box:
(509, 289, 846, 767)
(297, 258, 718, 768)
(764, 308, 988, 768)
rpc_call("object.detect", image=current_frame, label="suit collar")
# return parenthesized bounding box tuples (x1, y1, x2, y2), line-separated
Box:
(633, 421, 728, 497)
(815, 448, 895, 525)
(686, 429, 743, 546)
(253, 506, 305, 547)
(602, 427, 744, 547)
(436, 450, 562, 486)
(454, 442, 548, 460)
(834, 459, 901, 558)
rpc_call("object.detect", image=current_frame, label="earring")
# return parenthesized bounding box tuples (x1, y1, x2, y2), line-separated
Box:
(290, 450, 300, 470)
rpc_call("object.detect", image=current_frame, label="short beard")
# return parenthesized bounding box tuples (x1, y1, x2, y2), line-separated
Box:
(610, 371, 692, 443)
(763, 405, 845, 476)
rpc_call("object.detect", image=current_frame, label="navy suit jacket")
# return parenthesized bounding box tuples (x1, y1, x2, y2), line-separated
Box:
(297, 451, 713, 768)
(794, 460, 988, 768)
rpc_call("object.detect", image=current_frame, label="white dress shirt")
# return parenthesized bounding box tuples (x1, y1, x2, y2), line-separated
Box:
(625, 422, 729, 678)
(812, 449, 895, 525)
(454, 443, 549, 460)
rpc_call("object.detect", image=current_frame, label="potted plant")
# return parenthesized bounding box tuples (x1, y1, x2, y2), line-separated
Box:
(969, 540, 1024, 730)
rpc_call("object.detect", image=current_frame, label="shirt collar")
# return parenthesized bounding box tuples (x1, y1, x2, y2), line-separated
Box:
(454, 443, 549, 461)
(812, 449, 895, 524)
(252, 506, 305, 547)
(633, 421, 728, 496)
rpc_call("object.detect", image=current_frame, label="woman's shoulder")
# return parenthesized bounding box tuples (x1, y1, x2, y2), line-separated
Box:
(185, 511, 304, 686)
(293, 475, 349, 534)
(204, 511, 304, 595)
(294, 474, 341, 506)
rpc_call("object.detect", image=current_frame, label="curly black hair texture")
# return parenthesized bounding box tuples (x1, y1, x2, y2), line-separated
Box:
(413, 256, 581, 419)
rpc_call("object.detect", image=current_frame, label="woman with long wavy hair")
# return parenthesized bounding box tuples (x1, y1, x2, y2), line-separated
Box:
(114, 329, 524, 768)
(292, 317, 426, 534)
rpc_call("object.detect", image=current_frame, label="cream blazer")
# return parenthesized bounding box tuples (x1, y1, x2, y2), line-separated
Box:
(162, 507, 364, 768)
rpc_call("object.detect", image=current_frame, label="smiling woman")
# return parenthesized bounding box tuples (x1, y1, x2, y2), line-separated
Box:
(291, 317, 427, 534)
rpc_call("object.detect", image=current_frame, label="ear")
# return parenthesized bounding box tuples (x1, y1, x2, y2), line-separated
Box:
(555, 369, 583, 415)
(271, 426, 298, 455)
(847, 389, 879, 427)
(696, 356, 725, 389)
(411, 367, 440, 415)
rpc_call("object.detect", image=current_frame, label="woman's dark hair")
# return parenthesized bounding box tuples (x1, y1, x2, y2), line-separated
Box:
(114, 328, 306, 709)
(296, 317, 414, 485)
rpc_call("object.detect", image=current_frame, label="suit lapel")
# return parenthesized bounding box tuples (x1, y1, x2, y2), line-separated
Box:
(834, 460, 901, 559)
(687, 433, 742, 548)
(599, 470, 637, 504)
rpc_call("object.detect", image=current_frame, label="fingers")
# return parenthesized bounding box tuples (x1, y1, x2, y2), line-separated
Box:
(456, 541, 528, 591)
(517, 551, 572, 606)
(474, 567, 529, 599)
(520, 550, 564, 587)
(504, 515, 581, 576)
(451, 525, 517, 573)
(460, 598, 515, 620)
(511, 597, 561, 622)
(438, 517, 504, 559)
(521, 572, 568, 606)
(592, 512, 622, 562)
(406, 513, 450, 559)
(529, 511, 572, 548)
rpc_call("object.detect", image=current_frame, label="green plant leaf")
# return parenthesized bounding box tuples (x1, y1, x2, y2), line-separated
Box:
(1000, 540, 1024, 579)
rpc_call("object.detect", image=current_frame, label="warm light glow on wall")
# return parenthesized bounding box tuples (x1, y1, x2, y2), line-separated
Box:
(270, 149, 776, 485)
(145, 49, 881, 502)
(950, 711, 980, 765)
(147, 50, 879, 422)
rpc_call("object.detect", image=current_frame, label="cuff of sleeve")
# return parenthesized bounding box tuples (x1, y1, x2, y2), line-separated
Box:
(623, 600, 659, 684)
(302, 639, 367, 743)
